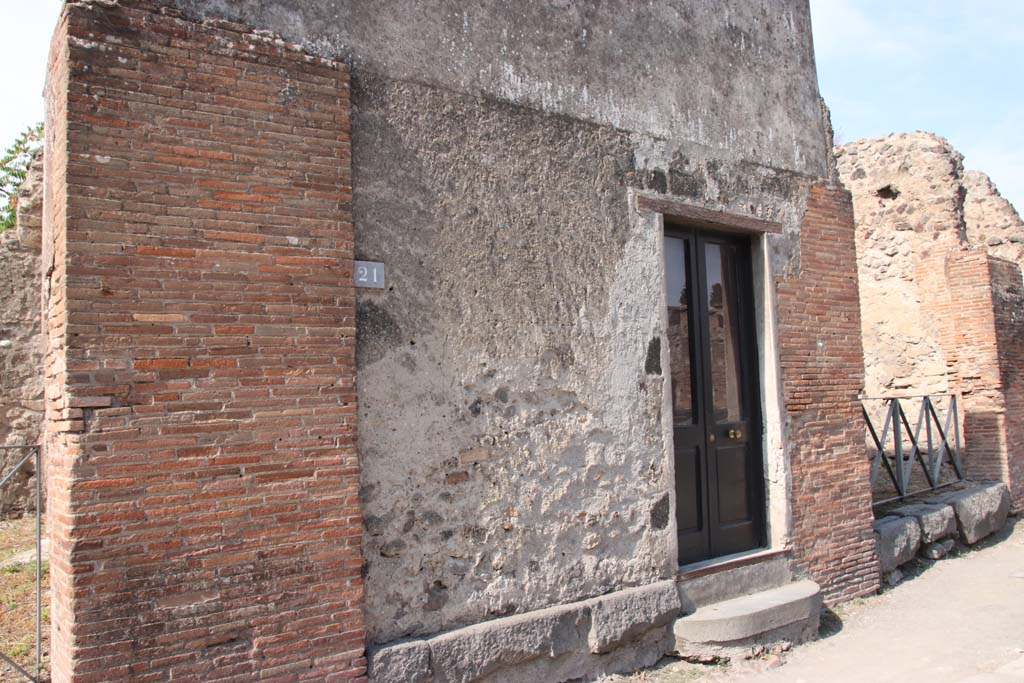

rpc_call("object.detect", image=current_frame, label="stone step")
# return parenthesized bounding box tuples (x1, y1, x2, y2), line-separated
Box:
(673, 579, 822, 661)
(677, 549, 793, 611)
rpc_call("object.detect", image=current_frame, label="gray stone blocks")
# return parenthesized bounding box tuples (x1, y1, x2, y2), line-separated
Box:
(586, 581, 680, 654)
(873, 482, 1011, 580)
(430, 603, 589, 683)
(889, 503, 956, 543)
(930, 482, 1010, 545)
(874, 515, 922, 573)
(368, 580, 682, 683)
(368, 639, 432, 683)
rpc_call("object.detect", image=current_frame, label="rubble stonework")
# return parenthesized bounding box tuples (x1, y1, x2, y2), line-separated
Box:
(837, 133, 1024, 510)
(0, 152, 44, 516)
(964, 170, 1024, 268)
(835, 133, 967, 398)
(836, 132, 1024, 399)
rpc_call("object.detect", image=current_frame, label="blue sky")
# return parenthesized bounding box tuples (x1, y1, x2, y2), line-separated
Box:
(810, 0, 1023, 209)
(1, 0, 1021, 210)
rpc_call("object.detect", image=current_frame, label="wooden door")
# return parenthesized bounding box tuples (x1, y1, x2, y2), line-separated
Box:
(664, 227, 765, 565)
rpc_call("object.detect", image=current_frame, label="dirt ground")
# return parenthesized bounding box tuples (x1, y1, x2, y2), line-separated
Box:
(607, 517, 1024, 683)
(0, 516, 48, 683)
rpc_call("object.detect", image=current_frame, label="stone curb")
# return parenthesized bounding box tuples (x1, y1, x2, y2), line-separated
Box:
(874, 482, 1011, 581)
(368, 580, 681, 683)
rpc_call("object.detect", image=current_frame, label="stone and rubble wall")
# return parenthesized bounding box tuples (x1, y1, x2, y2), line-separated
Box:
(0, 152, 44, 516)
(837, 132, 1024, 401)
(964, 170, 1024, 267)
(835, 133, 967, 399)
(838, 132, 1024, 511)
(44, 2, 364, 681)
(164, 0, 878, 664)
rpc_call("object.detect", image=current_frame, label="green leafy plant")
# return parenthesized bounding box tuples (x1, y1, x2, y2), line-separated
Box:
(0, 123, 44, 232)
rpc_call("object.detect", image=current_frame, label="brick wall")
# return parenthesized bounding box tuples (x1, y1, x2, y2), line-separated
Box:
(929, 250, 1024, 511)
(927, 251, 1004, 480)
(44, 2, 365, 681)
(990, 258, 1024, 511)
(777, 183, 879, 603)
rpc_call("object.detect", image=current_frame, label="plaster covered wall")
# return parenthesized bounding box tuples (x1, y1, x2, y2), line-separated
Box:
(171, 0, 829, 179)
(169, 0, 834, 646)
(351, 76, 821, 645)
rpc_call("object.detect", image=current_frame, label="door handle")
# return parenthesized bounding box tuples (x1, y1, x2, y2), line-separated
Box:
(708, 434, 716, 444)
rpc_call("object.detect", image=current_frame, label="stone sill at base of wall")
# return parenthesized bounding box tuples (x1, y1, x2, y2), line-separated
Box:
(368, 580, 681, 683)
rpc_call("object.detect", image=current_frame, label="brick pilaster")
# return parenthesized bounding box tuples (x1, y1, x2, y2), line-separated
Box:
(43, 2, 365, 680)
(778, 183, 879, 602)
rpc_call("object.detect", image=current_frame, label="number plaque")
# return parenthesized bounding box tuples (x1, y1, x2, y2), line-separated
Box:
(354, 260, 385, 289)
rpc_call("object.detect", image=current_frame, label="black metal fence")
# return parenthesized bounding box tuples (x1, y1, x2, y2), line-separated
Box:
(0, 445, 43, 682)
(861, 395, 964, 507)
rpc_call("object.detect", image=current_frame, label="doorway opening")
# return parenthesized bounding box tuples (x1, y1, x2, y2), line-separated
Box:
(664, 225, 766, 565)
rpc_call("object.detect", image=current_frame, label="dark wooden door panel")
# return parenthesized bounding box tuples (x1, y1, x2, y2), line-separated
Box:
(665, 226, 765, 566)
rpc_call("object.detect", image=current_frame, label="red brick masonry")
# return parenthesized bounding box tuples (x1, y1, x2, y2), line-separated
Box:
(926, 250, 1024, 512)
(43, 1, 365, 680)
(778, 183, 880, 603)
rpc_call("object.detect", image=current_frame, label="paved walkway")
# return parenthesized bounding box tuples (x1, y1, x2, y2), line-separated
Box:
(608, 517, 1024, 683)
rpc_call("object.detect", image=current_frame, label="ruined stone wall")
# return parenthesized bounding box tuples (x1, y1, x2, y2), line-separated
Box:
(838, 133, 1024, 510)
(0, 153, 44, 516)
(45, 2, 364, 681)
(835, 133, 967, 399)
(964, 170, 1024, 268)
(837, 132, 1024, 400)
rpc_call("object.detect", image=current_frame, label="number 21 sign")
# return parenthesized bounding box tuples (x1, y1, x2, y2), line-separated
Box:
(354, 260, 385, 289)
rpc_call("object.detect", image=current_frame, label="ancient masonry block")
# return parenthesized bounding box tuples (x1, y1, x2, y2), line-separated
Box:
(369, 580, 681, 683)
(873, 483, 1009, 578)
(931, 483, 1011, 545)
(873, 516, 921, 574)
(889, 503, 956, 544)
(43, 1, 364, 681)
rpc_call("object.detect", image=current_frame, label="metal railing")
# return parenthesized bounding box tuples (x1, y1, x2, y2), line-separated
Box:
(0, 445, 42, 682)
(861, 395, 964, 507)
